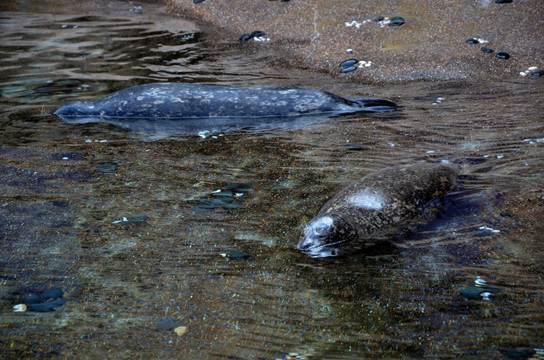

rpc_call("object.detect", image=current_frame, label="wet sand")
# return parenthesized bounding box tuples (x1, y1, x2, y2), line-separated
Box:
(168, 0, 543, 82)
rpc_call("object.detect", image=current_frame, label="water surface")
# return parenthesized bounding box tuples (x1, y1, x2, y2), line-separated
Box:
(1, 1, 543, 359)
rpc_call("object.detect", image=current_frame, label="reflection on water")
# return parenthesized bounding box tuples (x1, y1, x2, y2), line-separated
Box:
(1, 1, 543, 359)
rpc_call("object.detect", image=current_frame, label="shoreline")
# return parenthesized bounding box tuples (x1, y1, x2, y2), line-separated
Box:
(167, 0, 543, 83)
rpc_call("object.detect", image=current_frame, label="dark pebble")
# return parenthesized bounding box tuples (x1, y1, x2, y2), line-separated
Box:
(495, 0, 513, 3)
(239, 34, 252, 42)
(193, 0, 205, 3)
(495, 52, 510, 60)
(374, 16, 385, 22)
(481, 47, 494, 53)
(22, 293, 41, 304)
(389, 16, 405, 26)
(157, 318, 179, 330)
(41, 287, 64, 300)
(222, 203, 242, 210)
(339, 59, 359, 68)
(532, 70, 544, 77)
(95, 163, 117, 173)
(346, 143, 364, 151)
(250, 30, 266, 38)
(51, 200, 69, 208)
(466, 38, 479, 44)
(223, 250, 250, 260)
(29, 298, 67, 312)
(504, 347, 536, 360)
(51, 152, 85, 161)
(340, 66, 357, 73)
(459, 286, 485, 300)
(347, 49, 353, 54)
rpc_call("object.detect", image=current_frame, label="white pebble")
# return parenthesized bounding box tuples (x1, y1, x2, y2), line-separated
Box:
(426, 150, 435, 154)
(85, 139, 92, 143)
(437, 97, 445, 102)
(481, 292, 491, 301)
(388, 142, 395, 147)
(520, 72, 528, 77)
(528, 66, 538, 71)
(497, 154, 504, 159)
(13, 304, 27, 312)
(475, 277, 486, 286)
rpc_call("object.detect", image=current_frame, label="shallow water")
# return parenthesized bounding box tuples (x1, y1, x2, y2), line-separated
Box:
(1, 1, 543, 359)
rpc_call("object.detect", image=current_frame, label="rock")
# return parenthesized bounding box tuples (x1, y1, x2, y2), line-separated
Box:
(157, 318, 179, 330)
(339, 59, 359, 68)
(481, 47, 494, 53)
(340, 66, 357, 73)
(389, 16, 405, 26)
(495, 52, 511, 60)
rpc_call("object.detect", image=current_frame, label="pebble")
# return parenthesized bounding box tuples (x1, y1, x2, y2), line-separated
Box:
(250, 30, 266, 38)
(174, 326, 188, 336)
(388, 16, 405, 26)
(15, 287, 67, 312)
(157, 318, 179, 330)
(532, 70, 544, 77)
(495, 52, 510, 60)
(339, 59, 359, 68)
(239, 34, 252, 42)
(95, 163, 118, 173)
(495, 0, 513, 3)
(220, 250, 250, 260)
(466, 38, 479, 44)
(481, 47, 494, 53)
(340, 66, 357, 73)
(193, 0, 205, 3)
(194, 183, 251, 212)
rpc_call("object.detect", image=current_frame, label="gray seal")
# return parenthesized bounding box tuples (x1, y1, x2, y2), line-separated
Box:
(297, 163, 459, 257)
(53, 83, 397, 134)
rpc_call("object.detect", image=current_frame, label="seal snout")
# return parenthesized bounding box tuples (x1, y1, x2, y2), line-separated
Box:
(297, 215, 334, 251)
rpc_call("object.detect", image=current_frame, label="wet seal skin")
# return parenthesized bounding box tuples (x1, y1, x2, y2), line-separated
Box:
(54, 83, 397, 128)
(298, 163, 459, 258)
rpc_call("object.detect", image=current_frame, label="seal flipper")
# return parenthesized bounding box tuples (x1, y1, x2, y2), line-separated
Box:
(348, 98, 398, 113)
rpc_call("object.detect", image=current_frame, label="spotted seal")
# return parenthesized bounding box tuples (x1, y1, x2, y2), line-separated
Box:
(53, 83, 397, 133)
(297, 163, 459, 257)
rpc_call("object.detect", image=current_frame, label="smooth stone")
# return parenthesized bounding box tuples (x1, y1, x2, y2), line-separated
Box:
(157, 318, 179, 330)
(504, 347, 536, 360)
(239, 34, 252, 42)
(339, 59, 359, 68)
(29, 298, 67, 312)
(250, 30, 266, 38)
(340, 66, 357, 73)
(22, 293, 41, 304)
(41, 287, 64, 300)
(460, 286, 485, 300)
(95, 163, 117, 173)
(495, 0, 513, 3)
(193, 0, 205, 3)
(481, 47, 494, 53)
(388, 16, 405, 26)
(532, 70, 544, 77)
(495, 52, 510, 60)
(223, 250, 250, 260)
(466, 38, 479, 44)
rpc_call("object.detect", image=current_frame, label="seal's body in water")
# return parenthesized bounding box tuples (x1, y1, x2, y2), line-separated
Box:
(297, 163, 459, 257)
(53, 83, 397, 134)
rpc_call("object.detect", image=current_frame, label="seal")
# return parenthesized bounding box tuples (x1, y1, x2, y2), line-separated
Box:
(53, 83, 397, 133)
(297, 163, 459, 257)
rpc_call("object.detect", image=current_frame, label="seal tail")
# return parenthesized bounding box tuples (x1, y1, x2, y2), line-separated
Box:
(348, 98, 398, 113)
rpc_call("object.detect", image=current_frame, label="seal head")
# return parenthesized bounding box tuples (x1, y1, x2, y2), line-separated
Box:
(297, 213, 358, 257)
